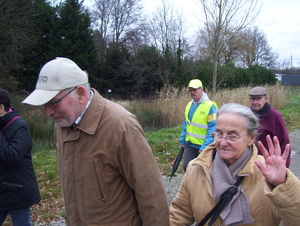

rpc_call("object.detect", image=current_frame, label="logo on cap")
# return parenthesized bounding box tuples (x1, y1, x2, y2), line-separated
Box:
(38, 76, 48, 84)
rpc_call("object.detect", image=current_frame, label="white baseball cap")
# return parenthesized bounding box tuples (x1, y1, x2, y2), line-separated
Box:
(22, 57, 88, 106)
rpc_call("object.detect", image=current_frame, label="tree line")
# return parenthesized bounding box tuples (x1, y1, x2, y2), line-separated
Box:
(0, 0, 282, 99)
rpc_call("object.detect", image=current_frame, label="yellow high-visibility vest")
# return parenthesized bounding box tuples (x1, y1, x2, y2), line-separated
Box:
(184, 100, 217, 145)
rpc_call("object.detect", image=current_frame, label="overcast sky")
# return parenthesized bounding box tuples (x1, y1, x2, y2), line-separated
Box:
(84, 0, 300, 67)
(256, 0, 300, 66)
(143, 0, 300, 66)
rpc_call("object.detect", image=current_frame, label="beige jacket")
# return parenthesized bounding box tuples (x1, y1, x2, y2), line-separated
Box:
(170, 143, 300, 225)
(54, 89, 169, 226)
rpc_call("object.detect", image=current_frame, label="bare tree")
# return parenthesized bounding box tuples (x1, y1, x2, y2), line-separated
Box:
(91, 0, 113, 61)
(148, 0, 184, 54)
(195, 27, 241, 63)
(91, 0, 143, 60)
(110, 0, 143, 44)
(274, 58, 293, 74)
(196, 0, 260, 92)
(237, 27, 278, 69)
(147, 0, 190, 84)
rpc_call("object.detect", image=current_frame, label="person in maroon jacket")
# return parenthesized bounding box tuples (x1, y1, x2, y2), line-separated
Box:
(248, 87, 291, 167)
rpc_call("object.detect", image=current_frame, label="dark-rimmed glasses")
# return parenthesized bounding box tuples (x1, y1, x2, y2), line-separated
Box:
(249, 97, 265, 102)
(188, 88, 201, 92)
(211, 132, 248, 143)
(45, 86, 77, 108)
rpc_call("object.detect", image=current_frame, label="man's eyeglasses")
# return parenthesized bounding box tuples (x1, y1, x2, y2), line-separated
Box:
(188, 88, 201, 92)
(211, 132, 248, 143)
(249, 97, 265, 102)
(45, 87, 77, 108)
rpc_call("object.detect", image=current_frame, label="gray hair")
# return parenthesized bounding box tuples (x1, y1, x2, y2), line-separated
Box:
(80, 83, 91, 94)
(67, 83, 91, 97)
(217, 103, 259, 136)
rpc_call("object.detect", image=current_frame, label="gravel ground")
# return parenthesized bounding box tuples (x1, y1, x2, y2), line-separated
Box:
(163, 174, 184, 206)
(44, 130, 300, 226)
(287, 130, 300, 179)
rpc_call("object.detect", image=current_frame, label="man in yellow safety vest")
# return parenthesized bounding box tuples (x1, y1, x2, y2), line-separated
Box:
(179, 79, 218, 171)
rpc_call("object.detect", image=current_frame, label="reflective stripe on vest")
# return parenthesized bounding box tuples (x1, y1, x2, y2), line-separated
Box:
(185, 100, 215, 145)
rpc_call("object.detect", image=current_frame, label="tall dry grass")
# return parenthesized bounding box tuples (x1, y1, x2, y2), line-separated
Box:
(10, 84, 288, 152)
(116, 84, 288, 130)
(210, 84, 286, 109)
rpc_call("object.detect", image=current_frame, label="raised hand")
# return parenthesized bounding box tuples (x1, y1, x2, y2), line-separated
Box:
(254, 135, 289, 187)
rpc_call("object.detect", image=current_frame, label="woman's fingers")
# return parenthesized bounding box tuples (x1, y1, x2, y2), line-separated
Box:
(281, 143, 291, 161)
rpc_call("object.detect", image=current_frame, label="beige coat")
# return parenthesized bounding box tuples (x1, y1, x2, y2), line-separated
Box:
(54, 89, 169, 226)
(170, 143, 300, 225)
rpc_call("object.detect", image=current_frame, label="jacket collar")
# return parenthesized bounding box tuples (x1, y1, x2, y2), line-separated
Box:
(251, 102, 270, 118)
(75, 88, 104, 135)
(191, 92, 210, 105)
(0, 109, 19, 126)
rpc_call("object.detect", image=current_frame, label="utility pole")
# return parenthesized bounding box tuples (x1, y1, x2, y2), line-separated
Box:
(291, 53, 293, 69)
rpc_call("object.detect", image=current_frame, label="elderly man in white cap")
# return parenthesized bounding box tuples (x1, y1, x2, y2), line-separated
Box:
(179, 79, 218, 171)
(23, 57, 169, 226)
(249, 86, 291, 167)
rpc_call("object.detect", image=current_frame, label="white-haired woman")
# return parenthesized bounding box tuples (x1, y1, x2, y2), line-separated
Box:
(170, 103, 300, 226)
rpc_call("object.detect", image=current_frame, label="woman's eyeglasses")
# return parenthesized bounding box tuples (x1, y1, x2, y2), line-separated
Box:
(211, 132, 248, 143)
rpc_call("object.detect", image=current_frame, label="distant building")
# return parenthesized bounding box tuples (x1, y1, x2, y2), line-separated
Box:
(281, 74, 300, 85)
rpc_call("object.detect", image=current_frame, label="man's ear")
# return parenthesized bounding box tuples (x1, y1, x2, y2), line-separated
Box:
(76, 86, 88, 103)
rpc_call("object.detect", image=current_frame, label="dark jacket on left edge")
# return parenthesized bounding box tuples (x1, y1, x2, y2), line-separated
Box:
(0, 109, 41, 210)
